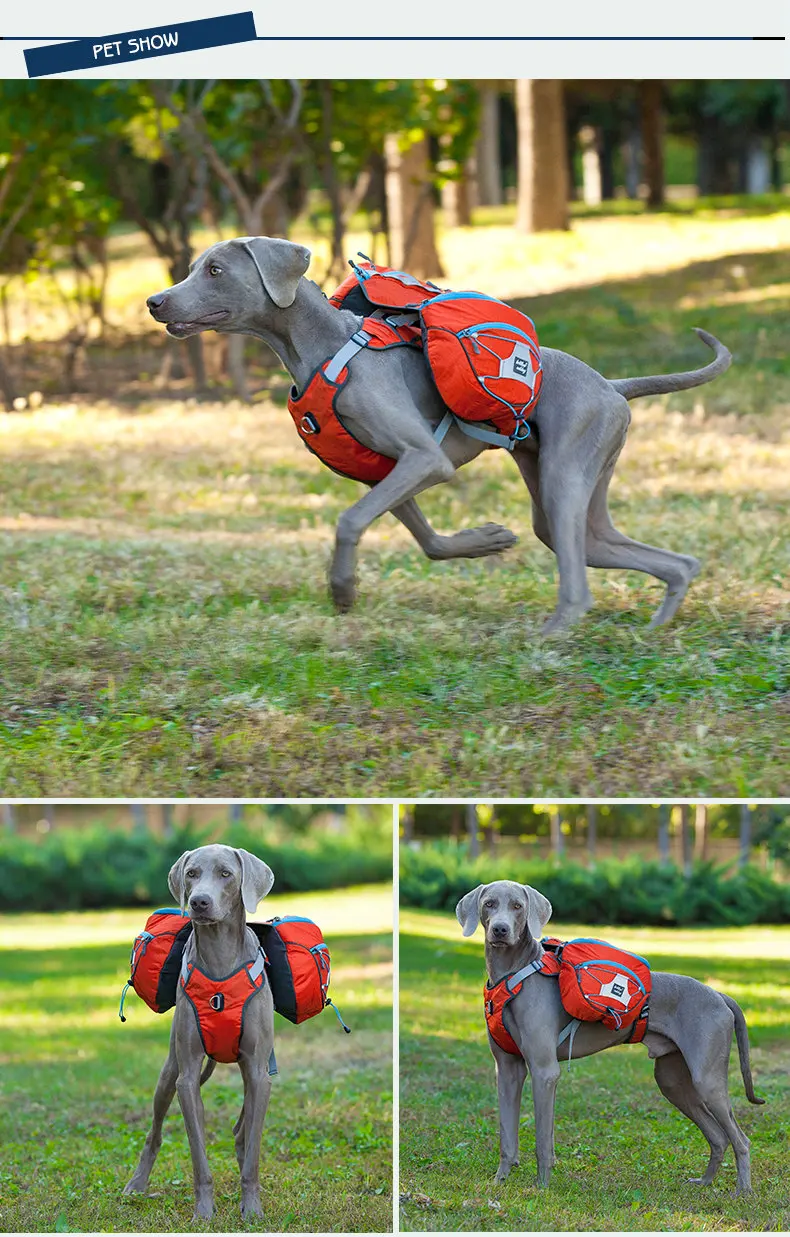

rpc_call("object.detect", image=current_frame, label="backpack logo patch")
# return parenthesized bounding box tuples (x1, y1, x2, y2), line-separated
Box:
(499, 343, 536, 387)
(598, 974, 632, 1006)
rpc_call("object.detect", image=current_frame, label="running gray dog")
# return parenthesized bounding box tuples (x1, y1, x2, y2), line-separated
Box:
(124, 845, 275, 1221)
(456, 880, 764, 1194)
(147, 237, 731, 633)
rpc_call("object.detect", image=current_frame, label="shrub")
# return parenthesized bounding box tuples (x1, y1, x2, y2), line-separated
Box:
(0, 824, 391, 912)
(400, 842, 790, 926)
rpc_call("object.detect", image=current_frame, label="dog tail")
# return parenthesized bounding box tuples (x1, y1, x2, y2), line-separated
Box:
(609, 328, 732, 401)
(722, 994, 765, 1105)
(200, 1058, 217, 1087)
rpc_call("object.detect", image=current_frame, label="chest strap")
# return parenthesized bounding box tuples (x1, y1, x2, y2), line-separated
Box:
(485, 947, 581, 1066)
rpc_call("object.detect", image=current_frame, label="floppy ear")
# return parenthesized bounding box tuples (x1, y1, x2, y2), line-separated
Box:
(238, 236, 311, 308)
(236, 849, 275, 914)
(455, 884, 487, 937)
(523, 885, 552, 942)
(168, 850, 193, 914)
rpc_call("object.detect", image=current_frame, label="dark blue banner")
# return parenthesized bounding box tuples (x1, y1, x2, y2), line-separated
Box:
(24, 11, 257, 77)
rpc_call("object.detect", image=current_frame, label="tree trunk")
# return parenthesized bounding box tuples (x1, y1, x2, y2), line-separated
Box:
(441, 168, 473, 228)
(0, 346, 18, 410)
(131, 804, 147, 833)
(586, 804, 597, 864)
(623, 113, 642, 200)
(401, 806, 414, 843)
(320, 81, 346, 283)
(466, 803, 480, 859)
(550, 807, 564, 857)
(477, 86, 503, 206)
(162, 804, 174, 839)
(658, 804, 670, 863)
(739, 804, 752, 868)
(694, 803, 708, 861)
(640, 81, 665, 208)
(515, 80, 569, 233)
(229, 803, 244, 824)
(579, 126, 602, 206)
(384, 133, 443, 279)
(680, 804, 692, 877)
(3, 804, 16, 832)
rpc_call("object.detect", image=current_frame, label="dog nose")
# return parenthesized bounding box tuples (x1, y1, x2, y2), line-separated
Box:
(491, 922, 509, 939)
(190, 894, 212, 914)
(147, 292, 166, 311)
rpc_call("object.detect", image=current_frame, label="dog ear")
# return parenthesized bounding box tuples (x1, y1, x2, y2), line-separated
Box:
(238, 236, 311, 308)
(236, 849, 275, 914)
(455, 884, 487, 936)
(168, 850, 193, 914)
(523, 885, 552, 942)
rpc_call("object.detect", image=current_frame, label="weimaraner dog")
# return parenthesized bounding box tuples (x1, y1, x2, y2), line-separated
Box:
(147, 236, 731, 634)
(457, 880, 764, 1194)
(124, 844, 275, 1221)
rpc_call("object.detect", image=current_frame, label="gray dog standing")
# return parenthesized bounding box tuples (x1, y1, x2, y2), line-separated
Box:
(147, 236, 731, 634)
(456, 880, 764, 1194)
(124, 844, 275, 1220)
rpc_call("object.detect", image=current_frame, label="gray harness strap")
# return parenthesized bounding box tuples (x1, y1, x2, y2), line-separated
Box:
(504, 951, 582, 1070)
(434, 410, 530, 452)
(324, 330, 373, 382)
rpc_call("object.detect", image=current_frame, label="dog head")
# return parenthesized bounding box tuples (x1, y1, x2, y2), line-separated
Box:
(168, 843, 274, 924)
(455, 880, 552, 949)
(146, 236, 312, 338)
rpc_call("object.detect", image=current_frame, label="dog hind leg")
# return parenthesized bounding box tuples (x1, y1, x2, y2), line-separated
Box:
(653, 1051, 730, 1186)
(392, 498, 518, 560)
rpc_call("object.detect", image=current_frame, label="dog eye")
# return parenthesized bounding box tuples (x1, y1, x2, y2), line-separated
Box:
(220, 869, 232, 878)
(208, 265, 222, 277)
(512, 902, 523, 910)
(185, 868, 198, 879)
(484, 900, 496, 909)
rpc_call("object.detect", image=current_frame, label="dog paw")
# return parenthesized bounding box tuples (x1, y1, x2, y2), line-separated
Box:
(241, 1195, 264, 1220)
(330, 576, 357, 612)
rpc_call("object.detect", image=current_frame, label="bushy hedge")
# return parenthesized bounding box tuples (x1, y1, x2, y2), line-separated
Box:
(400, 842, 790, 926)
(0, 824, 392, 912)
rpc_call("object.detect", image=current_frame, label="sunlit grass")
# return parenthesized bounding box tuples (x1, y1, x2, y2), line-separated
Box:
(400, 909, 790, 1232)
(0, 886, 393, 1232)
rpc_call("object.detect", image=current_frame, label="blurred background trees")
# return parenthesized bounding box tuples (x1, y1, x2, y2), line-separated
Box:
(0, 76, 788, 408)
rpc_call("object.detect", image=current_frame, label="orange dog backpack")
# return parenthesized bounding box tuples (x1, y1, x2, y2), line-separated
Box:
(556, 938, 651, 1033)
(484, 937, 650, 1058)
(119, 909, 350, 1059)
(330, 258, 543, 447)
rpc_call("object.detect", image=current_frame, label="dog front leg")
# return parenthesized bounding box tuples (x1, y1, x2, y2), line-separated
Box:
(237, 1055, 272, 1219)
(330, 446, 455, 610)
(124, 1036, 178, 1195)
(530, 1061, 561, 1187)
(176, 1062, 214, 1219)
(494, 1047, 527, 1183)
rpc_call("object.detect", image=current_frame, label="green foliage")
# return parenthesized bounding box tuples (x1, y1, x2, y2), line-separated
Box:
(0, 824, 392, 912)
(400, 842, 790, 926)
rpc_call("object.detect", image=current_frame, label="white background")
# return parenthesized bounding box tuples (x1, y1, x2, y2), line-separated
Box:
(2, 0, 789, 77)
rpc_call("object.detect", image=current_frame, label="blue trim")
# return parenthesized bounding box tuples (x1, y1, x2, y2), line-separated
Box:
(271, 915, 317, 925)
(153, 907, 184, 915)
(575, 959, 648, 995)
(567, 938, 651, 969)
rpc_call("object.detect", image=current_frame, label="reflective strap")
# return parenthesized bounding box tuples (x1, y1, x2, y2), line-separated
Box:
(506, 959, 543, 992)
(324, 330, 372, 383)
(248, 947, 266, 984)
(180, 953, 190, 986)
(385, 312, 419, 327)
(558, 1017, 581, 1070)
(453, 420, 518, 450)
(268, 1047, 278, 1077)
(433, 411, 455, 446)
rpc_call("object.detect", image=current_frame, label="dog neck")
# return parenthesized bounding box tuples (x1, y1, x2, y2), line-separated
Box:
(244, 279, 363, 391)
(485, 931, 543, 986)
(191, 909, 251, 978)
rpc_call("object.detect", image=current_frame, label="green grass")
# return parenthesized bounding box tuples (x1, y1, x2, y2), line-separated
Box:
(399, 908, 790, 1232)
(0, 209, 788, 794)
(0, 885, 393, 1233)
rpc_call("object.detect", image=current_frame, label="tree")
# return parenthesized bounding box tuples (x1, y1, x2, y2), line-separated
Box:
(466, 803, 480, 859)
(640, 81, 665, 207)
(515, 80, 569, 233)
(385, 133, 444, 278)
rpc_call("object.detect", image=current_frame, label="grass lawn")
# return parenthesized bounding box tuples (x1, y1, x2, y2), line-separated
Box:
(0, 885, 393, 1233)
(399, 908, 790, 1232)
(0, 207, 788, 795)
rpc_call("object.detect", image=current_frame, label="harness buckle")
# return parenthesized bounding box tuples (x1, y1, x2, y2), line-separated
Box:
(209, 993, 225, 1012)
(300, 413, 319, 435)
